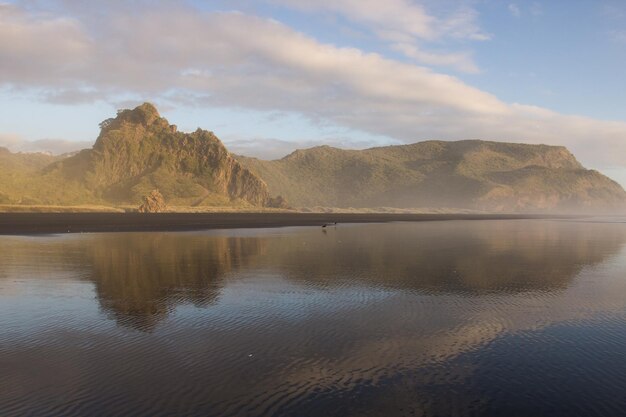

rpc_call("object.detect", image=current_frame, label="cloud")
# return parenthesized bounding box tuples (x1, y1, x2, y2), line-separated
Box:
(1, 2, 626, 169)
(391, 43, 479, 73)
(508, 3, 521, 17)
(223, 135, 390, 160)
(0, 3, 91, 85)
(611, 30, 626, 43)
(602, 3, 626, 20)
(508, 2, 543, 18)
(270, 0, 489, 41)
(267, 0, 488, 71)
(438, 5, 491, 41)
(530, 2, 543, 17)
(43, 88, 105, 104)
(0, 133, 91, 154)
(269, 0, 437, 40)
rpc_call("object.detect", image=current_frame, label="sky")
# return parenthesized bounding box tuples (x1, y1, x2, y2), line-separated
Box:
(1, 0, 626, 183)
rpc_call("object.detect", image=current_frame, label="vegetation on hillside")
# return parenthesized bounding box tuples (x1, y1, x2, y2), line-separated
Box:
(237, 141, 626, 212)
(0, 147, 90, 205)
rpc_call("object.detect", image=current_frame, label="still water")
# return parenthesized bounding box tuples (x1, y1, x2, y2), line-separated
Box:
(2, 220, 626, 416)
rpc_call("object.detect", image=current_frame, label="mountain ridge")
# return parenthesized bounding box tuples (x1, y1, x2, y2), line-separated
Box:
(0, 103, 624, 212)
(237, 139, 625, 211)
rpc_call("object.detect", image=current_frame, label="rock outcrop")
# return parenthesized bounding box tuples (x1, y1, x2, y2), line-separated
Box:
(55, 103, 271, 207)
(138, 189, 167, 213)
(267, 195, 290, 209)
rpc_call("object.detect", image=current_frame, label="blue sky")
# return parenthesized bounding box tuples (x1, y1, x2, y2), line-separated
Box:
(1, 0, 625, 183)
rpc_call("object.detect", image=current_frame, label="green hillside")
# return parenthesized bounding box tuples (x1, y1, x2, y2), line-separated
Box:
(237, 141, 626, 211)
(0, 147, 89, 205)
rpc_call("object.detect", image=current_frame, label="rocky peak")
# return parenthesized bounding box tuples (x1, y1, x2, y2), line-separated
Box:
(72, 103, 273, 207)
(118, 103, 162, 126)
(98, 102, 170, 134)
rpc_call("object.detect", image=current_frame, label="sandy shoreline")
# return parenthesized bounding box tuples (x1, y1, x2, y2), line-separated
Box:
(0, 212, 584, 235)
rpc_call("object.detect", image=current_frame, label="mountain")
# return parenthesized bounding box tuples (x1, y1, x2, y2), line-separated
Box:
(1, 103, 271, 207)
(0, 147, 73, 204)
(1, 104, 624, 212)
(237, 140, 626, 212)
(53, 103, 271, 206)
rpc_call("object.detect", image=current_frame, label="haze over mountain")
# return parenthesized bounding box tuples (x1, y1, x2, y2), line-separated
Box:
(0, 146, 64, 205)
(237, 141, 626, 212)
(0, 103, 624, 212)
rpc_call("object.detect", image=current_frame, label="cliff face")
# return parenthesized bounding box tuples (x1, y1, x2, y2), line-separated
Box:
(237, 140, 626, 212)
(54, 103, 270, 206)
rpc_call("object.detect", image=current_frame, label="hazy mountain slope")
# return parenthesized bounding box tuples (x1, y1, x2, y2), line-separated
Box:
(237, 141, 626, 211)
(43, 103, 271, 206)
(0, 147, 90, 204)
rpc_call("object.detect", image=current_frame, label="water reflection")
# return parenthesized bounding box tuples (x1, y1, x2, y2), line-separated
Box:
(0, 221, 624, 331)
(265, 220, 624, 293)
(88, 235, 267, 329)
(2, 220, 626, 416)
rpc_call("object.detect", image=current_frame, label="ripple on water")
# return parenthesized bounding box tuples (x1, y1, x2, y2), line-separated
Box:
(2, 220, 626, 416)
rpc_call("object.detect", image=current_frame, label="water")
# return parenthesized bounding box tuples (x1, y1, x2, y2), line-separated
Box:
(2, 220, 626, 416)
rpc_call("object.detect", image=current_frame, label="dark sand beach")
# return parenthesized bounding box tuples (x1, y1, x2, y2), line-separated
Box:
(0, 212, 580, 234)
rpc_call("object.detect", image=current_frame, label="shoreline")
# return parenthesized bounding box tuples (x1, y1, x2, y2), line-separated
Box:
(0, 212, 585, 235)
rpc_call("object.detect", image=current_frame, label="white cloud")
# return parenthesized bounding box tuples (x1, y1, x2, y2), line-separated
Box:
(438, 5, 491, 41)
(508, 2, 543, 18)
(269, 0, 438, 40)
(391, 43, 479, 73)
(0, 133, 92, 154)
(508, 3, 521, 17)
(1, 2, 626, 169)
(267, 0, 489, 72)
(223, 135, 389, 160)
(611, 30, 626, 43)
(0, 3, 91, 85)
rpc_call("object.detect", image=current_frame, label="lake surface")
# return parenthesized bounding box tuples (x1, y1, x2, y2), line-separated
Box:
(2, 220, 626, 416)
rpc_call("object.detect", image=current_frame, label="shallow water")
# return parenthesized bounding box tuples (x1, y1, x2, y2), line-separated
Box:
(2, 220, 626, 416)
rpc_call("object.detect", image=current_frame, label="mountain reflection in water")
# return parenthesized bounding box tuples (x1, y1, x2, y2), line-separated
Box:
(2, 220, 626, 416)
